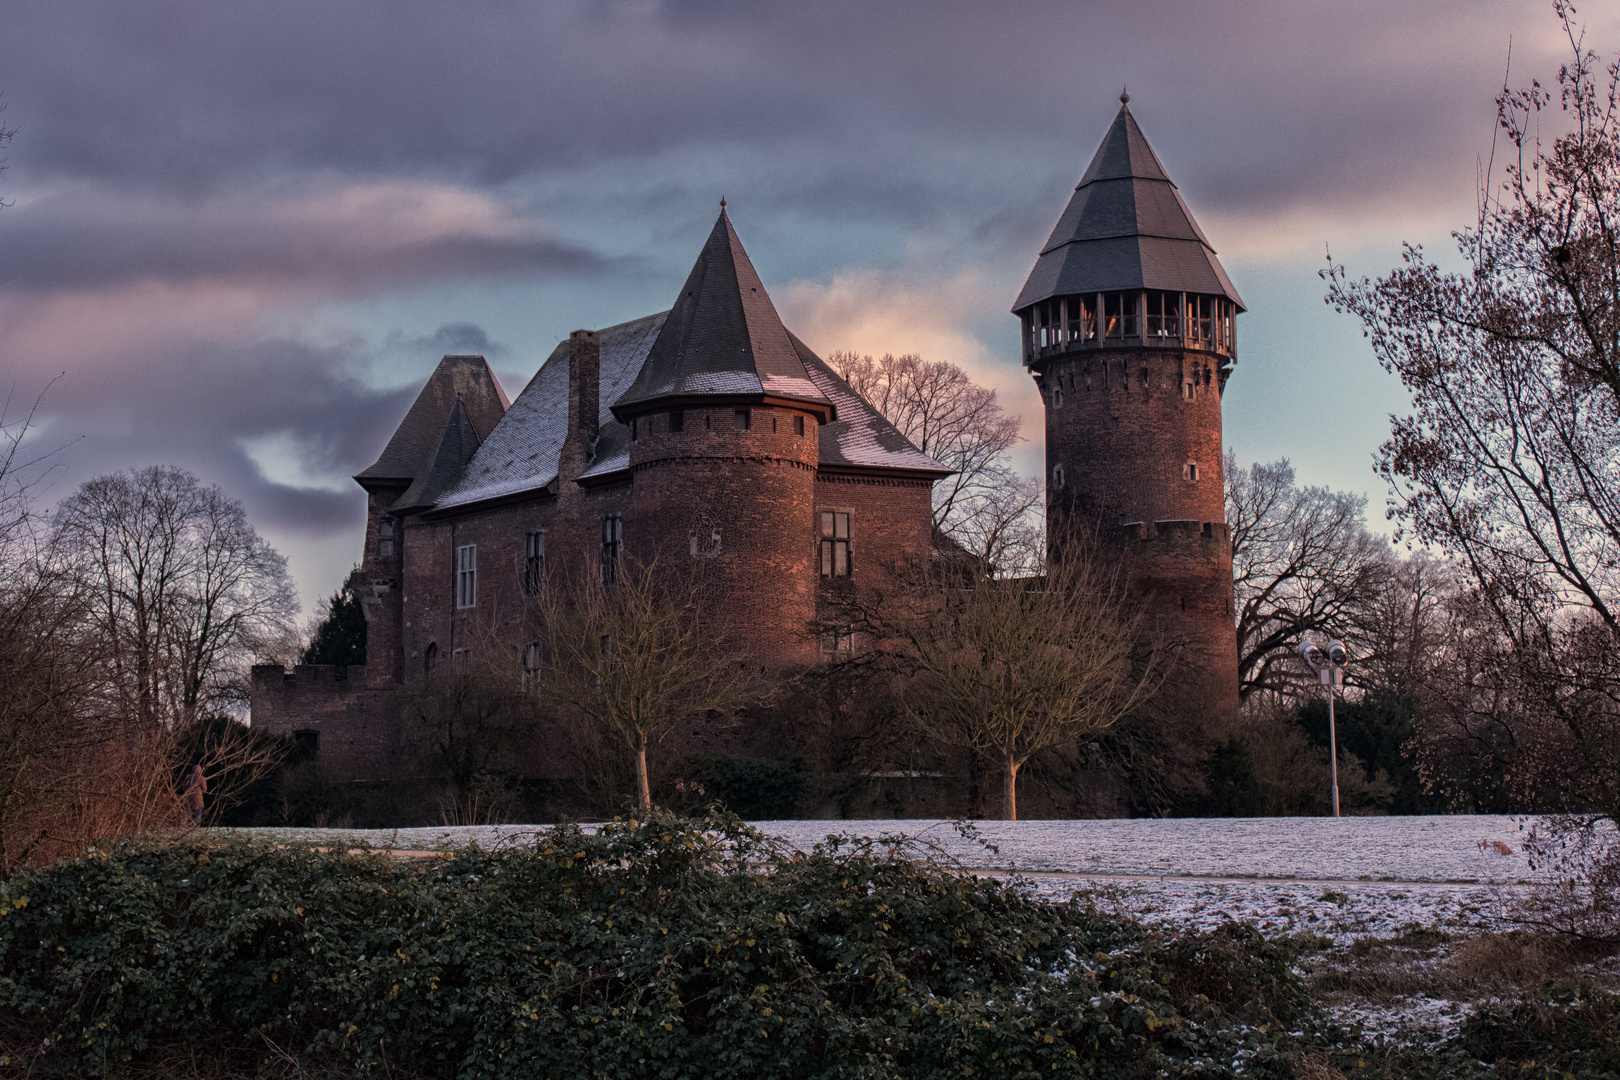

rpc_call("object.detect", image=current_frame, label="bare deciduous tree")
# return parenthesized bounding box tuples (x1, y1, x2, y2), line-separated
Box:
(831, 547, 1161, 820)
(1226, 453, 1390, 701)
(536, 555, 771, 811)
(830, 351, 1040, 573)
(53, 467, 298, 727)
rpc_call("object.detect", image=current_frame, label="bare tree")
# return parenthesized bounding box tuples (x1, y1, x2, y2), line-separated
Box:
(53, 467, 298, 727)
(830, 352, 1039, 573)
(536, 555, 771, 811)
(1226, 453, 1391, 701)
(831, 547, 1161, 820)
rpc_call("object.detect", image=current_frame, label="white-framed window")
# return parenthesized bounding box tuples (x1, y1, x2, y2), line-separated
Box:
(819, 511, 851, 577)
(523, 531, 544, 595)
(456, 544, 477, 608)
(601, 515, 622, 583)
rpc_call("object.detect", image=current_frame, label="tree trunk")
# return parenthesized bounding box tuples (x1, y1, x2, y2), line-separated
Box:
(1003, 755, 1019, 821)
(635, 744, 652, 812)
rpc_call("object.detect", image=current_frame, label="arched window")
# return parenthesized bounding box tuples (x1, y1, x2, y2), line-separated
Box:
(424, 642, 439, 672)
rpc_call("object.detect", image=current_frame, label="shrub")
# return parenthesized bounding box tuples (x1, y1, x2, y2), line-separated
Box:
(0, 814, 1314, 1078)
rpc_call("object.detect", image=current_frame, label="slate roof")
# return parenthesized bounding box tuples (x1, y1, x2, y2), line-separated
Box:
(614, 207, 831, 414)
(417, 210, 947, 513)
(356, 354, 509, 484)
(432, 313, 666, 511)
(1012, 100, 1244, 313)
(392, 398, 483, 513)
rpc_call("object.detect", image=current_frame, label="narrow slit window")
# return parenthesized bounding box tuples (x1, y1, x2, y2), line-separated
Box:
(1051, 383, 1063, 409)
(455, 544, 477, 608)
(819, 511, 851, 577)
(522, 642, 543, 690)
(1053, 464, 1066, 489)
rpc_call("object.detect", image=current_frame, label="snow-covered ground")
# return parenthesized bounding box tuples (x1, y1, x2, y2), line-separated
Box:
(235, 815, 1561, 1043)
(237, 815, 1532, 946)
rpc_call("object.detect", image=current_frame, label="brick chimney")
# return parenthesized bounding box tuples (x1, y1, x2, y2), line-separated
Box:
(560, 329, 600, 480)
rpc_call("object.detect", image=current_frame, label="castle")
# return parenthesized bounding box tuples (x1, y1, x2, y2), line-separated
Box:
(252, 96, 1241, 777)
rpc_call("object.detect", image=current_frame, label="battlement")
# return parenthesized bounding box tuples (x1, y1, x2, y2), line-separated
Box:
(1120, 519, 1231, 545)
(249, 663, 398, 778)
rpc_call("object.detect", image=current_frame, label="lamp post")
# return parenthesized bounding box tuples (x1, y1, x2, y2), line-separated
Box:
(1296, 639, 1349, 817)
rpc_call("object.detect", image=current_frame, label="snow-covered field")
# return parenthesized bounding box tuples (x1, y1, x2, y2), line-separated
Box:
(235, 815, 1567, 1043)
(238, 815, 1533, 946)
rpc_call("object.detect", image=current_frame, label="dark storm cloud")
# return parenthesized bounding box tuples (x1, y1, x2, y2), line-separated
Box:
(0, 0, 1561, 219)
(0, 183, 609, 293)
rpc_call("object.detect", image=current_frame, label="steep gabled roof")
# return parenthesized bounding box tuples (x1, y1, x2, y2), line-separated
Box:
(432, 313, 666, 511)
(1012, 100, 1244, 313)
(794, 336, 950, 476)
(391, 398, 483, 512)
(614, 207, 831, 414)
(356, 354, 509, 484)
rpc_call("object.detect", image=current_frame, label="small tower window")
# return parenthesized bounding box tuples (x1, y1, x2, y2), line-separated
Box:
(522, 642, 543, 690)
(1183, 462, 1199, 482)
(1183, 381, 1195, 400)
(734, 409, 750, 431)
(1053, 464, 1066, 489)
(424, 642, 439, 672)
(1146, 291, 1181, 338)
(1051, 384, 1063, 409)
(670, 409, 684, 432)
(795, 415, 806, 436)
(819, 511, 851, 577)
(378, 517, 394, 558)
(455, 545, 477, 608)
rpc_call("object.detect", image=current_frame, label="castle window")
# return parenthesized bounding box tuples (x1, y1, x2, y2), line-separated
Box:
(1080, 294, 1097, 340)
(1183, 462, 1199, 482)
(523, 531, 545, 595)
(772, 416, 778, 433)
(601, 515, 622, 584)
(291, 729, 319, 761)
(1146, 291, 1181, 338)
(1051, 384, 1063, 409)
(455, 544, 477, 608)
(424, 642, 439, 672)
(1188, 294, 1214, 341)
(795, 415, 805, 436)
(670, 409, 684, 432)
(734, 409, 750, 431)
(1140, 366, 1150, 388)
(379, 517, 395, 558)
(821, 628, 853, 655)
(1053, 464, 1066, 489)
(820, 511, 851, 577)
(522, 641, 543, 690)
(1103, 291, 1138, 339)
(1183, 381, 1195, 400)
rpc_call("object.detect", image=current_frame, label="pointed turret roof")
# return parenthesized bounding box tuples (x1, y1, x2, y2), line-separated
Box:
(613, 207, 831, 416)
(356, 354, 509, 486)
(1012, 100, 1243, 314)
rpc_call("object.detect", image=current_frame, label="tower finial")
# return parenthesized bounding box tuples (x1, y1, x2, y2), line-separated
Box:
(1120, 86, 1130, 104)
(720, 196, 727, 209)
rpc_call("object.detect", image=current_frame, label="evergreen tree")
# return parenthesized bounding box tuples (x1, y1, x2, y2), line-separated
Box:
(302, 588, 366, 668)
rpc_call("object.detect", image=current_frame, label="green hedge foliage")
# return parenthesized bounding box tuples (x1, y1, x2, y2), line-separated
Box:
(0, 815, 1315, 1078)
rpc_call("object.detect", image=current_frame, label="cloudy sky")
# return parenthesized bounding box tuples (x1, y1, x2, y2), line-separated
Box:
(1, 0, 1611, 616)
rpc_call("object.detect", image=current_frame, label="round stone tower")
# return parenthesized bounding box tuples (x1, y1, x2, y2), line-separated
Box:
(1012, 95, 1241, 706)
(614, 206, 834, 666)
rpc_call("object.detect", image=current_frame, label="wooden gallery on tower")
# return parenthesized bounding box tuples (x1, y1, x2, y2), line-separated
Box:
(251, 96, 1243, 775)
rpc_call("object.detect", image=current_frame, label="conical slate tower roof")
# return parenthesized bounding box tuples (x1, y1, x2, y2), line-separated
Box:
(614, 207, 832, 416)
(1012, 99, 1244, 314)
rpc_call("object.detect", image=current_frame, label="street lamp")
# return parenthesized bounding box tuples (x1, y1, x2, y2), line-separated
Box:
(1295, 638, 1350, 817)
